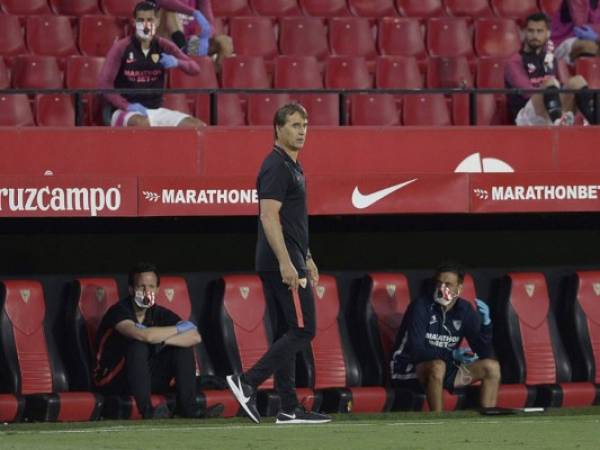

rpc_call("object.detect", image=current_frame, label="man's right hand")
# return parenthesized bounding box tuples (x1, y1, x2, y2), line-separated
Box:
(280, 261, 299, 289)
(127, 103, 148, 116)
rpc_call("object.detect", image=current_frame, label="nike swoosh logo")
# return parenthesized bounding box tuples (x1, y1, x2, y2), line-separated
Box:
(279, 413, 296, 419)
(351, 178, 418, 209)
(235, 379, 251, 403)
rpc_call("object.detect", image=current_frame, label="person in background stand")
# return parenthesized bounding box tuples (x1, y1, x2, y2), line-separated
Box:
(551, 0, 600, 66)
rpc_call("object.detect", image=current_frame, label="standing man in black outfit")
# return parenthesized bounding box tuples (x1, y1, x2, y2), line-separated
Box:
(226, 103, 331, 425)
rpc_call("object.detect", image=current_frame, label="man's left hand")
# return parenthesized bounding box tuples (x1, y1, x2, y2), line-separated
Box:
(476, 299, 491, 326)
(159, 53, 178, 69)
(306, 256, 319, 286)
(575, 25, 599, 41)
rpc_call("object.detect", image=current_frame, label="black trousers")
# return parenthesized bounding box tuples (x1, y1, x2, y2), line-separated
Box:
(100, 340, 198, 417)
(244, 271, 316, 412)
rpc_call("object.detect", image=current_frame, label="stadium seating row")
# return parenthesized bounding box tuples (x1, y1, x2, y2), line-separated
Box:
(1, 269, 599, 422)
(0, 15, 530, 61)
(0, 0, 563, 20)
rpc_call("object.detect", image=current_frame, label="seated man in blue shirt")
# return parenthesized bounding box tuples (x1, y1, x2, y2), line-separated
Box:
(391, 262, 501, 412)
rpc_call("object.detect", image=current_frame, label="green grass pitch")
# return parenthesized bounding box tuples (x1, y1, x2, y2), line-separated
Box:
(1, 408, 599, 450)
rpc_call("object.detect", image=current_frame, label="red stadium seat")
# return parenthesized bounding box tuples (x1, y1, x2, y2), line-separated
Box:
(377, 17, 427, 60)
(348, 0, 398, 17)
(274, 56, 323, 88)
(35, 94, 75, 126)
(490, 0, 539, 20)
(196, 93, 246, 125)
(0, 280, 103, 421)
(325, 56, 372, 89)
(329, 17, 377, 59)
(451, 93, 498, 125)
(250, 0, 302, 16)
(279, 17, 329, 60)
(307, 275, 394, 413)
(427, 56, 473, 88)
(79, 15, 126, 57)
(247, 93, 292, 125)
(395, 0, 444, 17)
(214, 275, 318, 415)
(496, 273, 598, 407)
(49, 0, 101, 15)
(474, 18, 521, 58)
(0, 94, 34, 126)
(350, 94, 400, 126)
(162, 93, 193, 115)
(26, 15, 79, 59)
(576, 57, 600, 88)
(65, 55, 105, 125)
(100, 0, 139, 17)
(443, 0, 492, 17)
(476, 56, 507, 88)
(12, 55, 63, 89)
(0, 0, 51, 15)
(299, 0, 350, 17)
(376, 56, 424, 89)
(153, 276, 238, 418)
(295, 93, 340, 125)
(539, 0, 562, 16)
(0, 58, 9, 89)
(0, 14, 27, 59)
(221, 56, 270, 88)
(427, 17, 473, 58)
(169, 56, 218, 89)
(212, 0, 252, 16)
(229, 17, 278, 60)
(0, 394, 25, 423)
(402, 94, 451, 126)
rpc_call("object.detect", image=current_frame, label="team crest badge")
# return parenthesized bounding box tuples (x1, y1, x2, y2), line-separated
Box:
(593, 283, 600, 296)
(386, 284, 396, 298)
(164, 288, 175, 303)
(95, 287, 105, 303)
(20, 289, 31, 304)
(429, 315, 437, 325)
(316, 286, 326, 299)
(453, 320, 462, 330)
(239, 287, 249, 300)
(525, 283, 535, 298)
(126, 52, 135, 63)
(151, 53, 160, 63)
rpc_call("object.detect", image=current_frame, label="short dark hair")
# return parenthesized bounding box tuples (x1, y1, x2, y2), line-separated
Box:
(273, 102, 308, 140)
(525, 12, 550, 27)
(133, 1, 159, 17)
(434, 261, 466, 284)
(128, 262, 160, 287)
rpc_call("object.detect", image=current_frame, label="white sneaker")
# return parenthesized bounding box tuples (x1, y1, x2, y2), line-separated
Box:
(226, 374, 260, 424)
(553, 111, 575, 126)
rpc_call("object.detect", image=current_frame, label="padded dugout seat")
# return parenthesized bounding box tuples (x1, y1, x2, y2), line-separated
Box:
(279, 17, 329, 60)
(299, 0, 350, 17)
(495, 273, 598, 407)
(354, 273, 463, 411)
(274, 56, 323, 89)
(35, 94, 75, 126)
(247, 93, 292, 125)
(26, 15, 79, 60)
(0, 280, 103, 421)
(328, 17, 377, 61)
(78, 15, 127, 57)
(11, 55, 63, 89)
(155, 276, 238, 417)
(65, 278, 173, 420)
(213, 275, 318, 416)
(0, 394, 25, 423)
(307, 275, 394, 413)
(229, 17, 278, 61)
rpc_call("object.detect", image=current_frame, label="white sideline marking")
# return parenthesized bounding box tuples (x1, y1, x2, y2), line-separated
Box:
(2, 418, 599, 436)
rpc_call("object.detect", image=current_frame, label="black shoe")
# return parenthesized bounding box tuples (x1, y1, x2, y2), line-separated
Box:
(275, 406, 332, 424)
(226, 374, 260, 424)
(143, 403, 171, 420)
(183, 402, 225, 419)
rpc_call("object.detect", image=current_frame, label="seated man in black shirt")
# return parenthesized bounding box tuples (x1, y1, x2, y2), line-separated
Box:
(94, 262, 204, 419)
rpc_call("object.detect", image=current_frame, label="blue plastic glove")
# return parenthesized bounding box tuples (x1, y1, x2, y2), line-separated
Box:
(176, 320, 197, 334)
(127, 102, 148, 116)
(574, 25, 599, 41)
(198, 37, 210, 56)
(134, 323, 147, 329)
(476, 299, 491, 326)
(193, 10, 212, 38)
(452, 347, 479, 364)
(159, 53, 178, 69)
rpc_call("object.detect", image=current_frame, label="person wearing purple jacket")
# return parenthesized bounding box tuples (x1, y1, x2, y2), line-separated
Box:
(154, 0, 233, 70)
(552, 0, 600, 65)
(505, 13, 596, 126)
(97, 1, 204, 128)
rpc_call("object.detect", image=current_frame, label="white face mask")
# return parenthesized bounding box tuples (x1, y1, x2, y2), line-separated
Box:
(134, 290, 155, 309)
(433, 283, 457, 307)
(135, 21, 156, 41)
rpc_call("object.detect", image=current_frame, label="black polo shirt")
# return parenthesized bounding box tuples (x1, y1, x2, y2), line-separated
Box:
(255, 146, 309, 272)
(94, 298, 181, 386)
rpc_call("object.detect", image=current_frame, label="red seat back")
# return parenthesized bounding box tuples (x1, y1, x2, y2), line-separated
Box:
(325, 56, 372, 89)
(12, 55, 63, 89)
(100, 0, 140, 17)
(299, 0, 350, 16)
(295, 93, 340, 126)
(35, 94, 76, 127)
(247, 93, 292, 125)
(395, 0, 444, 17)
(169, 56, 218, 89)
(50, 0, 101, 15)
(402, 94, 451, 126)
(162, 93, 193, 115)
(426, 17, 473, 58)
(444, 0, 492, 17)
(475, 18, 521, 58)
(329, 17, 377, 59)
(427, 56, 473, 88)
(196, 93, 247, 125)
(213, 0, 252, 16)
(0, 94, 35, 126)
(348, 0, 398, 17)
(274, 55, 323, 89)
(376, 56, 423, 89)
(26, 15, 78, 58)
(230, 17, 278, 60)
(0, 58, 10, 89)
(490, 0, 539, 20)
(576, 57, 600, 89)
(221, 56, 270, 89)
(250, 0, 302, 16)
(476, 56, 507, 88)
(79, 15, 126, 57)
(452, 93, 498, 126)
(378, 17, 426, 59)
(0, 14, 27, 58)
(350, 94, 400, 126)
(0, 0, 51, 15)
(279, 17, 329, 60)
